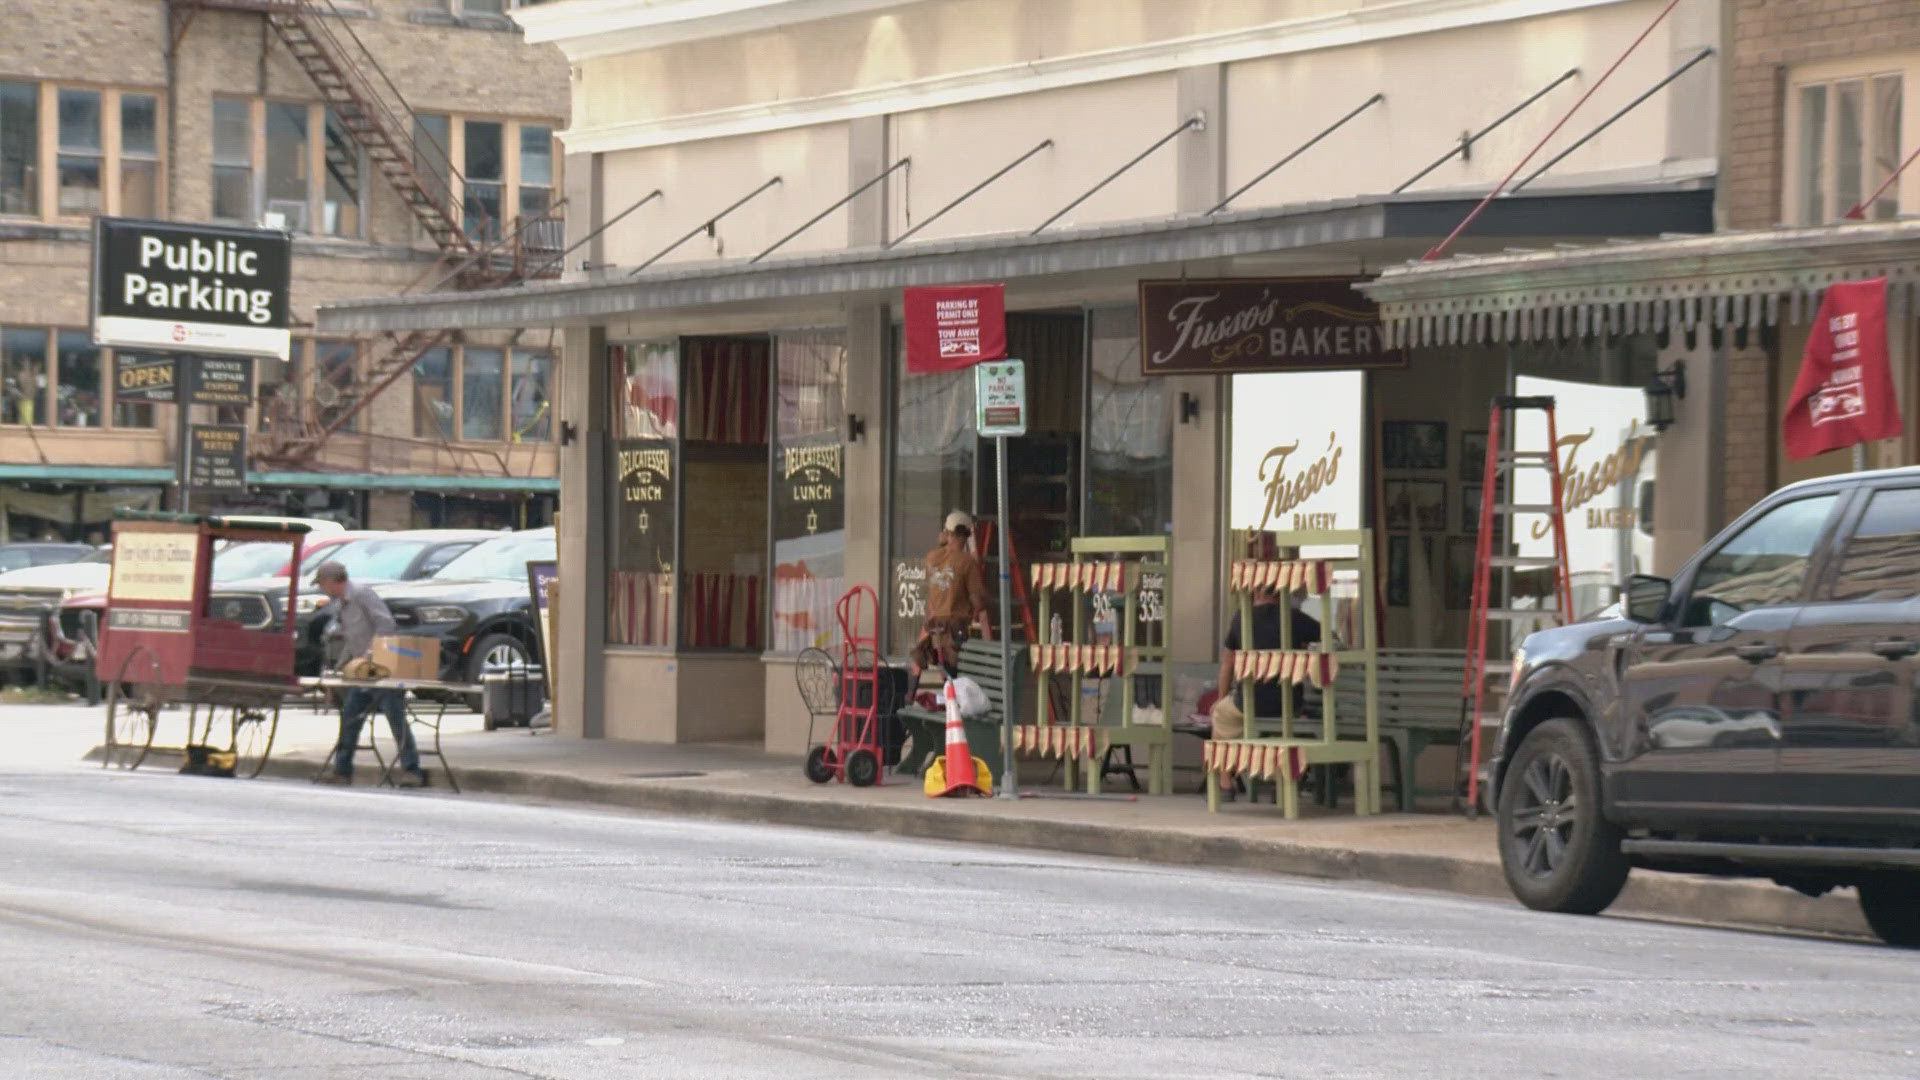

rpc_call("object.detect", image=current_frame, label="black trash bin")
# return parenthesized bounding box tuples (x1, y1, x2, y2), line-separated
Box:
(845, 663, 911, 767)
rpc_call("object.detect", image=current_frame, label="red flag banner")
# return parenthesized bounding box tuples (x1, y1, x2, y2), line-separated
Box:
(1784, 277, 1903, 461)
(903, 284, 1006, 373)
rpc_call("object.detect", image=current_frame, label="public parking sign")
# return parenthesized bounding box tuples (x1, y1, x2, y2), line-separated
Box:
(975, 359, 1027, 437)
(91, 217, 292, 361)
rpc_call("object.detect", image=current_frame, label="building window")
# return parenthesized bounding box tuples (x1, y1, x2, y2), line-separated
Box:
(413, 113, 452, 208)
(463, 120, 503, 241)
(55, 330, 101, 428)
(121, 93, 159, 218)
(56, 89, 102, 216)
(1085, 306, 1172, 538)
(461, 346, 503, 440)
(1797, 73, 1904, 223)
(212, 97, 253, 223)
(314, 339, 358, 433)
(2, 328, 47, 425)
(413, 346, 454, 439)
(264, 102, 309, 231)
(510, 348, 551, 441)
(0, 82, 36, 217)
(322, 108, 365, 238)
(519, 124, 552, 219)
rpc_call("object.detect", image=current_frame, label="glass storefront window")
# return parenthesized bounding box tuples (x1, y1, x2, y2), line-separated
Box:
(55, 330, 101, 427)
(1085, 306, 1172, 536)
(681, 337, 770, 650)
(2, 328, 47, 425)
(461, 346, 504, 441)
(771, 330, 846, 653)
(608, 341, 678, 647)
(510, 348, 551, 442)
(888, 345, 975, 656)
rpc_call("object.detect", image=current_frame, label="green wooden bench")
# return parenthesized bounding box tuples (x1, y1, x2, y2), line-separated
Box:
(897, 638, 1029, 781)
(1329, 648, 1465, 811)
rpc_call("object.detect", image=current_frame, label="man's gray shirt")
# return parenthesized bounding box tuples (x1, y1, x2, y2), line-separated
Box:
(334, 581, 397, 660)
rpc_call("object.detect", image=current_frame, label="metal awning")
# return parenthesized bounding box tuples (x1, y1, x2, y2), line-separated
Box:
(1358, 218, 1920, 348)
(316, 180, 1712, 335)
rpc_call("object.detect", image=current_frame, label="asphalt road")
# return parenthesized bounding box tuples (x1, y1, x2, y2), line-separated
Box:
(1, 762, 1917, 1079)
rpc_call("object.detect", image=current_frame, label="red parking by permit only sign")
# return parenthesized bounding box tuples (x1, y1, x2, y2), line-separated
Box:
(975, 359, 1027, 437)
(903, 284, 1006, 373)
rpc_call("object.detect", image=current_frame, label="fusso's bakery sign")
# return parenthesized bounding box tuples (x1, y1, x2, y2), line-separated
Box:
(1138, 278, 1400, 375)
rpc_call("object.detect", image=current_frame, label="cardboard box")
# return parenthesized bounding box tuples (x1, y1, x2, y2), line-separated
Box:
(371, 635, 440, 681)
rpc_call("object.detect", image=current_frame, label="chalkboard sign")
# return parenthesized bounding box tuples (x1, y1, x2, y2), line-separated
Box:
(612, 437, 675, 573)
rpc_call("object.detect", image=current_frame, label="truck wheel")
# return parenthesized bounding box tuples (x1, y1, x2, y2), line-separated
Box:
(1858, 874, 1920, 947)
(465, 633, 529, 713)
(1497, 718, 1630, 915)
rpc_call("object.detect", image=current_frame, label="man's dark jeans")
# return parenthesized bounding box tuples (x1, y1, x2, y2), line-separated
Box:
(332, 687, 420, 778)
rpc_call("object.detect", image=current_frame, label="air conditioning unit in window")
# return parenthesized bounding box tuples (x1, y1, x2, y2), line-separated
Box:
(263, 200, 307, 232)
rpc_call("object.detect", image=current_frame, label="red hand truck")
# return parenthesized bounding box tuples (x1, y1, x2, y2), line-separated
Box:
(801, 585, 886, 787)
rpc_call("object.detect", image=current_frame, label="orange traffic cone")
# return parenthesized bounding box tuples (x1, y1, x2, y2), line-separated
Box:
(935, 678, 984, 797)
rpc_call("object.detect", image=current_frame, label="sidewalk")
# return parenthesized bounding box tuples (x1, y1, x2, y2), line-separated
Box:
(49, 696, 1868, 941)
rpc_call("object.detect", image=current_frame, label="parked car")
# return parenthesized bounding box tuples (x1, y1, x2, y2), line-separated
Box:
(0, 542, 95, 572)
(213, 530, 370, 583)
(1492, 468, 1920, 947)
(0, 550, 114, 679)
(282, 529, 496, 675)
(348, 528, 554, 695)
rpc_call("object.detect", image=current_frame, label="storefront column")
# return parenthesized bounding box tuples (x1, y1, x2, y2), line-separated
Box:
(557, 323, 608, 738)
(1167, 373, 1223, 664)
(843, 302, 888, 596)
(1652, 338, 1722, 576)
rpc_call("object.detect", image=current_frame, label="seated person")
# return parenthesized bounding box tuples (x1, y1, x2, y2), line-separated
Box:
(1215, 585, 1323, 729)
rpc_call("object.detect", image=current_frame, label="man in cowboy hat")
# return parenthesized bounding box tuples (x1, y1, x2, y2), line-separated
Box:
(910, 510, 993, 681)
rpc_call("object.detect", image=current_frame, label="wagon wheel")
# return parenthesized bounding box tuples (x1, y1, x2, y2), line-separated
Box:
(232, 704, 280, 779)
(102, 648, 161, 771)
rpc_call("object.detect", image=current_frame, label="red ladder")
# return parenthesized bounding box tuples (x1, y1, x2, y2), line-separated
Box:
(1461, 395, 1575, 815)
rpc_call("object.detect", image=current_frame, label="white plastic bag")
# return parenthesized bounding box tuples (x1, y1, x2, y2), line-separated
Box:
(949, 676, 992, 719)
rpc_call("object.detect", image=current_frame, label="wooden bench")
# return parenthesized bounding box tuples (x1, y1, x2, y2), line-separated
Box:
(897, 638, 1029, 781)
(1329, 649, 1465, 811)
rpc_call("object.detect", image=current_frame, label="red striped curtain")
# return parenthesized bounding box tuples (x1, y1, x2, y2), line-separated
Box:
(682, 338, 770, 445)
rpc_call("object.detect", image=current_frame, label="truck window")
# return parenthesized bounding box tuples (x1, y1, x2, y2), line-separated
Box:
(1683, 494, 1838, 626)
(1829, 487, 1920, 602)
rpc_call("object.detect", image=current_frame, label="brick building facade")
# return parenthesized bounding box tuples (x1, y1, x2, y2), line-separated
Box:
(0, 0, 568, 538)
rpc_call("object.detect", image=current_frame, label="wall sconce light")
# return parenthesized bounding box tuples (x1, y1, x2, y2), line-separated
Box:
(1644, 362, 1686, 432)
(847, 413, 867, 443)
(1178, 392, 1202, 425)
(559, 421, 577, 446)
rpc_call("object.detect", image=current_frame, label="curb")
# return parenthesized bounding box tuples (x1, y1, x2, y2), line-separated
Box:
(90, 745, 1873, 940)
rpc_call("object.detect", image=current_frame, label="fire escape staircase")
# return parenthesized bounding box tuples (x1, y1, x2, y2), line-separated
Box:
(168, 0, 566, 470)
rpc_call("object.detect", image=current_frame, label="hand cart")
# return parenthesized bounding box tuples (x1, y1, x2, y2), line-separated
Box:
(801, 585, 886, 787)
(97, 511, 306, 778)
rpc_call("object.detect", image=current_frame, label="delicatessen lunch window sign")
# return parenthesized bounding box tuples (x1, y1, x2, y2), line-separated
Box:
(91, 217, 292, 361)
(1141, 278, 1401, 376)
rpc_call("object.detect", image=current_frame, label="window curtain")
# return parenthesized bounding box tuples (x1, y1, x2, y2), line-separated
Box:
(772, 330, 847, 653)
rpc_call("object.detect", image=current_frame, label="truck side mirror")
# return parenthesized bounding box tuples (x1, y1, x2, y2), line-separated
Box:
(1625, 574, 1671, 624)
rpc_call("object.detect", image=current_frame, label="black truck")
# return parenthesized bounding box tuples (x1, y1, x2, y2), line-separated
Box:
(1493, 467, 1920, 946)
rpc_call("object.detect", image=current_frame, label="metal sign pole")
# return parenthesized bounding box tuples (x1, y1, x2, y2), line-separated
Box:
(996, 433, 1017, 799)
(174, 356, 191, 515)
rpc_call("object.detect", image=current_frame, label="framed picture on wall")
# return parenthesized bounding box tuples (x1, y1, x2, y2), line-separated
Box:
(1460, 430, 1488, 481)
(1445, 536, 1479, 610)
(1461, 483, 1483, 534)
(1386, 535, 1435, 607)
(1384, 479, 1447, 532)
(1383, 420, 1447, 470)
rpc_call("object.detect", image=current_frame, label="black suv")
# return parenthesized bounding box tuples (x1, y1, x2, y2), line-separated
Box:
(1494, 468, 1920, 946)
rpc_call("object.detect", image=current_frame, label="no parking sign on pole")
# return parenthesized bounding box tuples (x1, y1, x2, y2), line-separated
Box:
(975, 359, 1025, 797)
